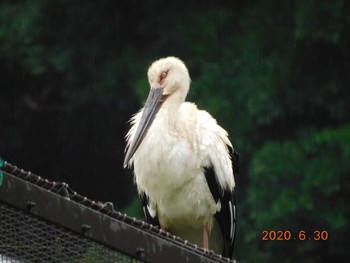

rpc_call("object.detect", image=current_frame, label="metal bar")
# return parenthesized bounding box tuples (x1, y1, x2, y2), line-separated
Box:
(0, 171, 230, 263)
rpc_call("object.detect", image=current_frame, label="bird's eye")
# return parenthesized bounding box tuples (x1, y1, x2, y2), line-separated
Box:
(160, 70, 168, 82)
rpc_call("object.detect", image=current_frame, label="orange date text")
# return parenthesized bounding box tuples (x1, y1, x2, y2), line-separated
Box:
(261, 230, 329, 241)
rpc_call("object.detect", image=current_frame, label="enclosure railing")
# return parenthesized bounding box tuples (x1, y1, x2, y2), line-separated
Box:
(0, 159, 234, 263)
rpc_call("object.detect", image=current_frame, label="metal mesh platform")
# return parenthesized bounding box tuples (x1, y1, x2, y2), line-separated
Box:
(0, 160, 234, 263)
(0, 203, 139, 263)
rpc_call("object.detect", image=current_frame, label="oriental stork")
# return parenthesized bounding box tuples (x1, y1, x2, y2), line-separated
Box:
(124, 57, 238, 258)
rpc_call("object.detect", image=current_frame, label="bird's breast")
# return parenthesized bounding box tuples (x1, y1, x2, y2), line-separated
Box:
(132, 123, 217, 227)
(133, 126, 195, 195)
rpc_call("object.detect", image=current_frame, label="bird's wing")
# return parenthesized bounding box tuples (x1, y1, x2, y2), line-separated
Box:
(195, 108, 238, 259)
(141, 192, 160, 227)
(204, 150, 238, 259)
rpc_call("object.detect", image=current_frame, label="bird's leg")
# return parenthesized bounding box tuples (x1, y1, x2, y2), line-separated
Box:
(203, 223, 209, 250)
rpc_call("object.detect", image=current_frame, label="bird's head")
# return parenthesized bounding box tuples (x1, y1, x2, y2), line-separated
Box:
(124, 56, 190, 168)
(147, 56, 190, 99)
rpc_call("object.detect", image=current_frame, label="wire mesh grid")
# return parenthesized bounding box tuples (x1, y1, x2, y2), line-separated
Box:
(0, 160, 235, 263)
(0, 202, 140, 263)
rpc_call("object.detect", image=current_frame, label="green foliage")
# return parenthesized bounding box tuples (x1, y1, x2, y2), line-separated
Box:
(0, 0, 45, 73)
(122, 197, 144, 219)
(248, 125, 350, 261)
(295, 0, 344, 44)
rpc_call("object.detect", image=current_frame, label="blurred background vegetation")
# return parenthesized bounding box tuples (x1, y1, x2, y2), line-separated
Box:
(0, 0, 349, 262)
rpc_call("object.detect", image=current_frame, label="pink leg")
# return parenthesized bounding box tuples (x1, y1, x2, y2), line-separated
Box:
(203, 223, 209, 250)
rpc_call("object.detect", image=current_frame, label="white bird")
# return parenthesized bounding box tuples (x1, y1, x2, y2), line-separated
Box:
(124, 57, 238, 258)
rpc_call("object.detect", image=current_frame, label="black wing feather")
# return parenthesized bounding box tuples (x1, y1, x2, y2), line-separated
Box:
(204, 148, 238, 259)
(141, 193, 160, 227)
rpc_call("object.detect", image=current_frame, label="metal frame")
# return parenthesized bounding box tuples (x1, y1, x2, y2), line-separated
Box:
(0, 161, 233, 263)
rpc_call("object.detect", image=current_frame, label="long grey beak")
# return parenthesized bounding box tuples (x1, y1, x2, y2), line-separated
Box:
(123, 88, 168, 168)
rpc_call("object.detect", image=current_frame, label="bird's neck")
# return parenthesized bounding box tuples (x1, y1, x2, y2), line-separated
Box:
(158, 93, 185, 128)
